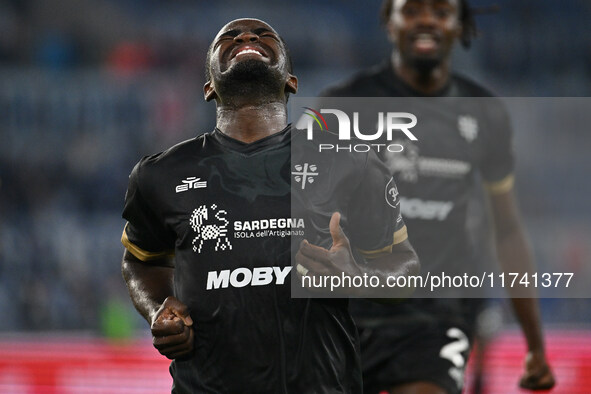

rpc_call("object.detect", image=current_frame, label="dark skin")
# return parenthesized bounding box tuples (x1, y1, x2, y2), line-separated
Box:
(387, 0, 462, 95)
(122, 18, 419, 361)
(489, 190, 555, 391)
(296, 212, 419, 299)
(203, 19, 297, 142)
(121, 252, 194, 359)
(382, 0, 555, 392)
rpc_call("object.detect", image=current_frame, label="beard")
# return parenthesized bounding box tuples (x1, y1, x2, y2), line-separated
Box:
(215, 59, 285, 105)
(408, 55, 442, 74)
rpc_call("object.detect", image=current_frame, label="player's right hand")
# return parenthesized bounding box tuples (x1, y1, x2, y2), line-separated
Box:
(151, 296, 194, 360)
(518, 351, 556, 391)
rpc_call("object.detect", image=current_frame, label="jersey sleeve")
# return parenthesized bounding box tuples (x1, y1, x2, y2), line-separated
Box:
(346, 151, 407, 259)
(121, 159, 175, 261)
(480, 100, 515, 194)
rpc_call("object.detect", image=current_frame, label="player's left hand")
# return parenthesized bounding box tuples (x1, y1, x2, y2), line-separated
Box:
(295, 212, 363, 294)
(519, 351, 556, 391)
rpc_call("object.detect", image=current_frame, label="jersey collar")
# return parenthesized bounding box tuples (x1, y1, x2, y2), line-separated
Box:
(382, 60, 452, 97)
(210, 124, 291, 155)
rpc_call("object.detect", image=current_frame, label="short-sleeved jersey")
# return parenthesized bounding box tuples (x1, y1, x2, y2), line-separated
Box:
(322, 62, 514, 282)
(121, 125, 407, 393)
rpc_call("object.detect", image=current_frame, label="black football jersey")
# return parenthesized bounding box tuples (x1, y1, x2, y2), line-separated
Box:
(121, 125, 407, 393)
(322, 61, 514, 284)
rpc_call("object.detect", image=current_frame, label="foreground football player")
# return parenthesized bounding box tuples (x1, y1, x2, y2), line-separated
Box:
(322, 0, 555, 393)
(121, 18, 418, 393)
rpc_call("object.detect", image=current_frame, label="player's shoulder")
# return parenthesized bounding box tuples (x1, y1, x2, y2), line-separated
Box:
(133, 133, 209, 180)
(450, 73, 497, 97)
(320, 63, 390, 97)
(450, 73, 510, 119)
(451, 73, 511, 116)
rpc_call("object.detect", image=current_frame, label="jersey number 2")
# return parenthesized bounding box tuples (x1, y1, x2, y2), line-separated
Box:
(439, 327, 470, 390)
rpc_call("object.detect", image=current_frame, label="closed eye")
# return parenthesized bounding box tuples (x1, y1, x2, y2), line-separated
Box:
(214, 29, 240, 48)
(253, 28, 279, 41)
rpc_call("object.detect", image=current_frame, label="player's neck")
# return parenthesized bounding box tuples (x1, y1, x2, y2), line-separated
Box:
(215, 103, 288, 143)
(392, 53, 451, 95)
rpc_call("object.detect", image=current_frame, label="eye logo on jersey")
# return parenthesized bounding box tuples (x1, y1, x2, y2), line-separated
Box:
(292, 163, 318, 190)
(189, 204, 232, 253)
(176, 177, 207, 193)
(385, 177, 400, 208)
(458, 115, 479, 142)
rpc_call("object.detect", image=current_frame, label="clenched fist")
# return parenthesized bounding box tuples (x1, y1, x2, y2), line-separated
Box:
(151, 296, 194, 360)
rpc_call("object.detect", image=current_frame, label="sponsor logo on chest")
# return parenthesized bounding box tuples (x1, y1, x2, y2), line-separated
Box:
(188, 202, 306, 253)
(400, 197, 454, 221)
(207, 266, 292, 290)
(234, 218, 305, 231)
(385, 140, 472, 183)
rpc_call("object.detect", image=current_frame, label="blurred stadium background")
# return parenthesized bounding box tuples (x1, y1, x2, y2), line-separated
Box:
(0, 0, 589, 392)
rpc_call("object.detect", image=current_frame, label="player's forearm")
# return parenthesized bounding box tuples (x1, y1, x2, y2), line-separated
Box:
(121, 250, 175, 324)
(364, 242, 420, 299)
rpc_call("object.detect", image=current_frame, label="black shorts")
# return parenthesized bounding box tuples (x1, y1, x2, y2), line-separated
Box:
(352, 298, 485, 394)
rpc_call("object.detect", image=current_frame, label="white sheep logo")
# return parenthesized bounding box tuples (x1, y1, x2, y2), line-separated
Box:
(189, 204, 232, 253)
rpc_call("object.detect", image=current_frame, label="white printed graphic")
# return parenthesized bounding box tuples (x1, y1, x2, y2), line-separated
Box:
(176, 177, 207, 193)
(458, 115, 479, 142)
(207, 266, 292, 290)
(190, 204, 232, 253)
(292, 163, 318, 190)
(385, 140, 471, 181)
(439, 327, 470, 390)
(385, 177, 400, 208)
(400, 197, 454, 221)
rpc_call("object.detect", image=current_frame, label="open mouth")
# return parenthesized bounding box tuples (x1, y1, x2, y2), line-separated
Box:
(412, 33, 439, 52)
(232, 46, 267, 59)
